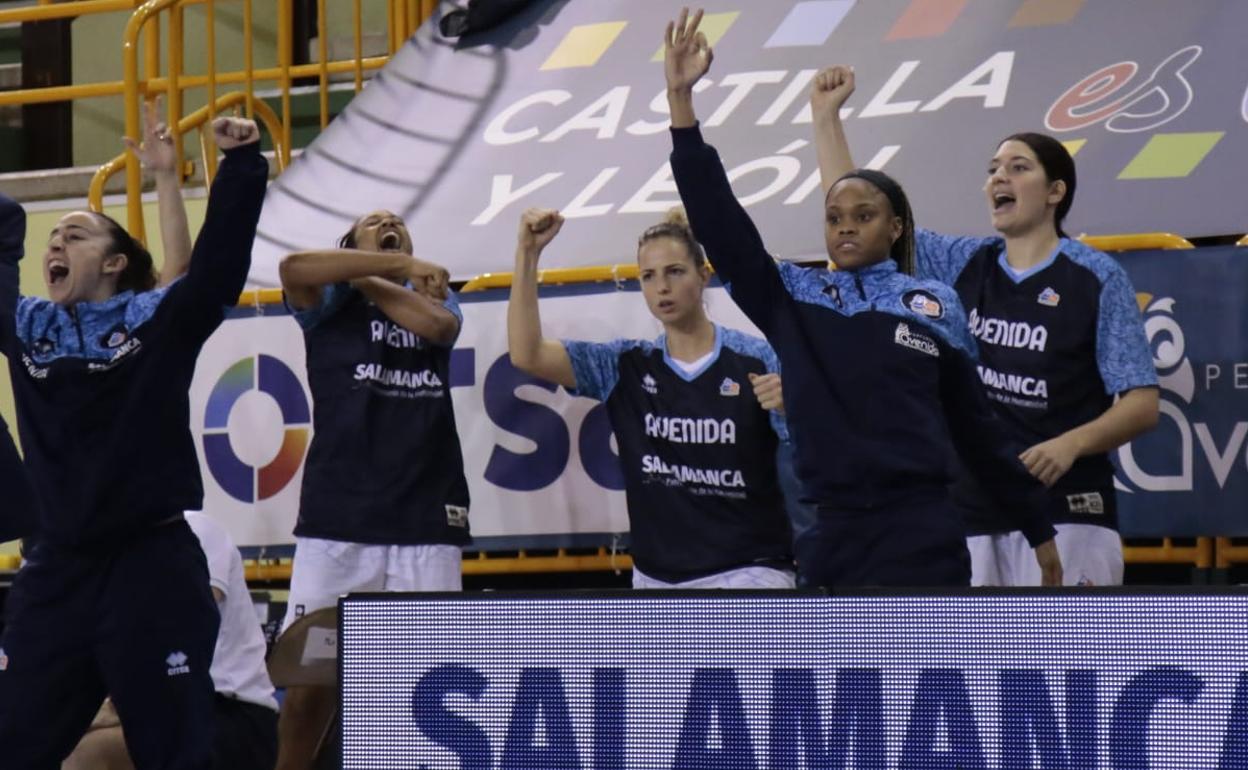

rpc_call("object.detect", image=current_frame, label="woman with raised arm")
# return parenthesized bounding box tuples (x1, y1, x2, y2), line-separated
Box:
(662, 8, 1061, 588)
(275, 211, 468, 770)
(0, 116, 267, 768)
(123, 95, 194, 286)
(508, 206, 795, 589)
(810, 66, 1158, 586)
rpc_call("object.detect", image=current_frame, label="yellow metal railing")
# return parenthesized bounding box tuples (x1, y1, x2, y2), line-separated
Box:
(1079, 232, 1195, 251)
(242, 548, 633, 583)
(0, 0, 432, 247)
(88, 90, 286, 211)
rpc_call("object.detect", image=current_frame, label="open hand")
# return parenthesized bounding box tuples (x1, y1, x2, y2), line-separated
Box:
(123, 96, 179, 174)
(664, 7, 714, 94)
(211, 116, 260, 150)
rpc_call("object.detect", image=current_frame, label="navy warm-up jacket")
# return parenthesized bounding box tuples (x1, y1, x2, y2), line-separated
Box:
(669, 124, 1053, 547)
(0, 143, 268, 547)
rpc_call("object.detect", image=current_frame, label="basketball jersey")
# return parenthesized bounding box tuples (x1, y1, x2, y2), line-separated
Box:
(293, 284, 470, 546)
(564, 325, 792, 583)
(669, 124, 1055, 551)
(916, 229, 1157, 531)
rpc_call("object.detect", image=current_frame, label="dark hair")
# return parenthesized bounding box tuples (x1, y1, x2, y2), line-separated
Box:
(998, 132, 1077, 238)
(93, 212, 157, 293)
(338, 211, 369, 248)
(637, 208, 708, 269)
(337, 227, 357, 249)
(830, 169, 916, 275)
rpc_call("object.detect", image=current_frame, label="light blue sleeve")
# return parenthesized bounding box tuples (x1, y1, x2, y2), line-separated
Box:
(438, 289, 464, 348)
(915, 228, 998, 286)
(940, 291, 979, 362)
(287, 282, 354, 330)
(1096, 263, 1158, 394)
(720, 327, 790, 442)
(561, 338, 641, 402)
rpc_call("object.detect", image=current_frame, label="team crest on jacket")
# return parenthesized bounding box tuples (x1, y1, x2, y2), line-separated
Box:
(902, 290, 944, 319)
(1038, 287, 1062, 307)
(641, 374, 658, 394)
(719, 377, 740, 397)
(101, 324, 129, 348)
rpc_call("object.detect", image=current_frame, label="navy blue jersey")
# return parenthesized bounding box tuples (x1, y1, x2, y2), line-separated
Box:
(564, 324, 792, 583)
(916, 230, 1157, 531)
(669, 124, 1055, 548)
(0, 144, 267, 547)
(292, 283, 470, 546)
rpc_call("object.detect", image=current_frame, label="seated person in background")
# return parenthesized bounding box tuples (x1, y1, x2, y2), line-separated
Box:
(64, 511, 279, 770)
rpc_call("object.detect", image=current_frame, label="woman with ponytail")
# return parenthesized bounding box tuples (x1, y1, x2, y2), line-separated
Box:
(0, 116, 268, 767)
(508, 206, 796, 589)
(811, 64, 1158, 587)
(662, 8, 1061, 588)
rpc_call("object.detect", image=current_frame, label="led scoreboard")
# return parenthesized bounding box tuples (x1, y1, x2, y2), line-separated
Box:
(339, 590, 1248, 769)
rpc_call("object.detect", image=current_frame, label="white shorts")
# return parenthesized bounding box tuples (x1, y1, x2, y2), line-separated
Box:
(968, 523, 1123, 587)
(281, 538, 462, 632)
(632, 565, 796, 589)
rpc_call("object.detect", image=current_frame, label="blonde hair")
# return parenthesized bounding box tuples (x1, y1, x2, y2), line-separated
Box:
(637, 207, 707, 269)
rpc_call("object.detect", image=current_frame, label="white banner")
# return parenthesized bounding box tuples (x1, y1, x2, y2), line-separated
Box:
(190, 283, 761, 547)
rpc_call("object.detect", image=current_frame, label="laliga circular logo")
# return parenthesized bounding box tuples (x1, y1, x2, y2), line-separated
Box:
(202, 354, 311, 503)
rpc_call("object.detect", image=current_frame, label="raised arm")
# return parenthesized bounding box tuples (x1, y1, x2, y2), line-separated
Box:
(0, 189, 25, 348)
(664, 8, 788, 335)
(663, 7, 713, 131)
(124, 97, 192, 286)
(810, 65, 858, 195)
(174, 117, 268, 320)
(507, 207, 575, 389)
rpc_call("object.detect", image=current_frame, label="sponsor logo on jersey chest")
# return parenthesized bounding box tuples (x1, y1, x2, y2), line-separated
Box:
(1038, 287, 1061, 307)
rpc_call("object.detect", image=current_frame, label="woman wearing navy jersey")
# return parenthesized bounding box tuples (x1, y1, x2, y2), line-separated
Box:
(812, 66, 1159, 586)
(662, 9, 1061, 588)
(508, 207, 796, 589)
(0, 117, 267, 768)
(276, 211, 468, 769)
